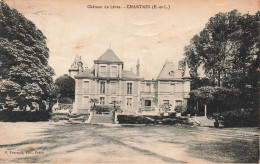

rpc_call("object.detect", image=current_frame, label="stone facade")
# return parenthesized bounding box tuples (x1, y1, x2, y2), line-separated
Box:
(69, 49, 191, 114)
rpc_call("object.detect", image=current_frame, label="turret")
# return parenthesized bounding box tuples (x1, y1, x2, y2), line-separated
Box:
(183, 62, 191, 79)
(183, 62, 191, 96)
(68, 54, 84, 78)
(77, 56, 83, 73)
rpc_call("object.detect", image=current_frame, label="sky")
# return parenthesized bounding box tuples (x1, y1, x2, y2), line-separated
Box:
(5, 0, 260, 80)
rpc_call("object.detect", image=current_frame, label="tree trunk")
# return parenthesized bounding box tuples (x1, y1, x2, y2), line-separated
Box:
(204, 104, 207, 117)
(218, 69, 221, 87)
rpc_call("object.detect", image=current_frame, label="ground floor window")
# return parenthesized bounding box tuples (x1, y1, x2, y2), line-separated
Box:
(110, 97, 116, 103)
(100, 97, 105, 105)
(163, 100, 170, 104)
(126, 98, 132, 106)
(145, 100, 151, 106)
(175, 100, 182, 106)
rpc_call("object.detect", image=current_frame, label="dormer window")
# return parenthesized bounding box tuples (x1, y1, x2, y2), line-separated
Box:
(146, 83, 151, 92)
(111, 65, 118, 77)
(100, 65, 107, 77)
(169, 70, 174, 76)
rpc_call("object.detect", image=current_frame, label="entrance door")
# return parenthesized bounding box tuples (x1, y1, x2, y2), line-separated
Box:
(144, 99, 152, 111)
(83, 96, 89, 112)
(126, 98, 132, 111)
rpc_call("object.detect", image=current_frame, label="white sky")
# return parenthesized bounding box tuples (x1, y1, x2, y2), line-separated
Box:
(5, 0, 259, 80)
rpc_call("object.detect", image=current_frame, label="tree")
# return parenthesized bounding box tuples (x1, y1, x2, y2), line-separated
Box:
(190, 86, 240, 116)
(55, 74, 75, 100)
(181, 10, 259, 113)
(90, 98, 99, 110)
(0, 1, 55, 110)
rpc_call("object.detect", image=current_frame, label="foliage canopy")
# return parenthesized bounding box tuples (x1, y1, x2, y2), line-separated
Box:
(0, 1, 55, 110)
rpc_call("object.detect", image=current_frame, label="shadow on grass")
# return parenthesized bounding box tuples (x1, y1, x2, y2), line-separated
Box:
(4, 123, 185, 163)
(186, 138, 259, 163)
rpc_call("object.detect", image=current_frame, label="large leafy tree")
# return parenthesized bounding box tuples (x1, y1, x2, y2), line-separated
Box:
(55, 74, 75, 101)
(0, 1, 55, 110)
(182, 10, 259, 114)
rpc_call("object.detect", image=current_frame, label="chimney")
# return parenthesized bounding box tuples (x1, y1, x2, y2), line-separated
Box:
(136, 59, 140, 76)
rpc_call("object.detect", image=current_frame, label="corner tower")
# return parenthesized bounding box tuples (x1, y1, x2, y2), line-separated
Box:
(68, 54, 84, 78)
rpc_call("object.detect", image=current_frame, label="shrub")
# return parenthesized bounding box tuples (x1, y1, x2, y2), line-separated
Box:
(0, 110, 50, 122)
(174, 105, 183, 113)
(94, 105, 114, 114)
(220, 109, 258, 127)
(160, 103, 172, 112)
(58, 97, 72, 104)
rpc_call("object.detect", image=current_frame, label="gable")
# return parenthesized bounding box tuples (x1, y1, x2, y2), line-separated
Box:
(157, 61, 183, 80)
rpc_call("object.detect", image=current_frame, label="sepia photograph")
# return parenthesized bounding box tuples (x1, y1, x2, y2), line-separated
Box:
(0, 0, 259, 163)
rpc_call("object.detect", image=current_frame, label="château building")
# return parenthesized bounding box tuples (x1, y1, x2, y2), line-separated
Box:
(69, 48, 191, 114)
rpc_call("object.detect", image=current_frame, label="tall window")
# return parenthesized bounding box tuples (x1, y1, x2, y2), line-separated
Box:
(163, 100, 169, 104)
(100, 81, 105, 94)
(127, 83, 132, 95)
(110, 82, 116, 94)
(175, 100, 182, 106)
(160, 82, 169, 92)
(100, 66, 106, 77)
(175, 83, 182, 92)
(127, 98, 132, 106)
(111, 66, 117, 77)
(111, 97, 116, 103)
(170, 83, 175, 93)
(100, 97, 105, 105)
(146, 83, 151, 92)
(83, 81, 89, 94)
(145, 100, 151, 106)
(140, 82, 145, 92)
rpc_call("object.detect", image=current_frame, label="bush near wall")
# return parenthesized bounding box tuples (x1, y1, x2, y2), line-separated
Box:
(58, 97, 73, 104)
(220, 109, 258, 127)
(94, 105, 114, 114)
(0, 110, 50, 122)
(117, 115, 191, 125)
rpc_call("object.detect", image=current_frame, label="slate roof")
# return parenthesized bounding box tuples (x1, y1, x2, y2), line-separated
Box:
(94, 49, 123, 64)
(75, 69, 141, 79)
(69, 54, 82, 71)
(157, 61, 183, 80)
(183, 63, 191, 78)
(75, 68, 94, 78)
(122, 71, 139, 79)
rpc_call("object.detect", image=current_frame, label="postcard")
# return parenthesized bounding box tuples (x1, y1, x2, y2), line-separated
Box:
(0, 0, 259, 163)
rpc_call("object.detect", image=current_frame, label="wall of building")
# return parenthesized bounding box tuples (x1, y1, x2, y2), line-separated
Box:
(75, 77, 190, 114)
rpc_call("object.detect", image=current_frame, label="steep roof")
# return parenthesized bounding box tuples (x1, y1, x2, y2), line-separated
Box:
(69, 54, 82, 71)
(75, 68, 94, 78)
(75, 69, 141, 80)
(183, 62, 191, 78)
(94, 49, 123, 64)
(157, 61, 183, 80)
(122, 71, 139, 79)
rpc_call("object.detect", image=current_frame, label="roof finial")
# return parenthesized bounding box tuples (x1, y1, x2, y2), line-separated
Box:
(109, 43, 111, 50)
